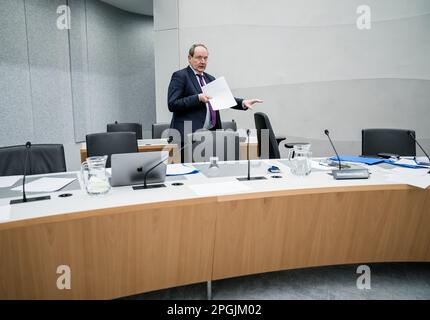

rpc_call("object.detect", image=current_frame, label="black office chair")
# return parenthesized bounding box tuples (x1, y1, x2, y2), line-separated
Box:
(86, 132, 138, 167)
(362, 128, 416, 157)
(254, 112, 308, 159)
(221, 119, 237, 131)
(152, 122, 170, 139)
(185, 130, 240, 163)
(0, 144, 66, 176)
(107, 121, 143, 140)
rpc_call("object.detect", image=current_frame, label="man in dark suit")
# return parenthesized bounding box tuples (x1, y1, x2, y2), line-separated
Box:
(167, 43, 262, 147)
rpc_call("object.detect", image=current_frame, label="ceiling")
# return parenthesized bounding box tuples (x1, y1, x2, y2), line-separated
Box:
(99, 0, 153, 16)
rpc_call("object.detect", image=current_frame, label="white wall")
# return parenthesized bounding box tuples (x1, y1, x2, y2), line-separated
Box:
(0, 0, 155, 171)
(154, 0, 430, 157)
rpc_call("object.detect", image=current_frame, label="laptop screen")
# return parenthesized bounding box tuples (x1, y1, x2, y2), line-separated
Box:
(110, 151, 168, 187)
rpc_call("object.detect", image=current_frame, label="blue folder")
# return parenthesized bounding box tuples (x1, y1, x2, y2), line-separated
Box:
(329, 156, 384, 165)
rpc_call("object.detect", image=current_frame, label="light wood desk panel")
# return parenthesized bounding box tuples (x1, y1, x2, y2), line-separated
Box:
(212, 186, 430, 280)
(0, 198, 217, 299)
(0, 182, 429, 299)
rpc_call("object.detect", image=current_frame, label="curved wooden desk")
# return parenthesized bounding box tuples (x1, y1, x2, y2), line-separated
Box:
(0, 183, 429, 299)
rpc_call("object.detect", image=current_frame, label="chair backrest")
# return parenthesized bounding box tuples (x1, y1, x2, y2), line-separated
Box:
(107, 122, 142, 140)
(221, 119, 237, 131)
(0, 144, 66, 176)
(362, 128, 416, 157)
(152, 122, 170, 139)
(86, 132, 138, 167)
(254, 112, 280, 159)
(185, 130, 240, 163)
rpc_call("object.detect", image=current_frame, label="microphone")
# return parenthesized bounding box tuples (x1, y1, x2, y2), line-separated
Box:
(324, 129, 341, 170)
(407, 131, 430, 174)
(323, 130, 369, 180)
(237, 129, 266, 181)
(133, 136, 184, 190)
(247, 129, 250, 180)
(10, 142, 51, 205)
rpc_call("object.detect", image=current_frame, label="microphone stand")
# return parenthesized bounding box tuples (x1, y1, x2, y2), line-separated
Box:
(237, 129, 266, 181)
(323, 130, 369, 180)
(408, 131, 430, 174)
(133, 137, 181, 190)
(324, 129, 341, 170)
(10, 142, 51, 205)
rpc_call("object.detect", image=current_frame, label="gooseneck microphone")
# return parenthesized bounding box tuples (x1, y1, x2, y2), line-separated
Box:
(246, 129, 251, 180)
(407, 131, 430, 174)
(22, 141, 31, 202)
(140, 137, 175, 189)
(324, 129, 341, 170)
(323, 130, 369, 180)
(10, 142, 51, 205)
(237, 129, 266, 182)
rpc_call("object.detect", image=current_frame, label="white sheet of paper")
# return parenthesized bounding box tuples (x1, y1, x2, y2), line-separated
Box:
(311, 160, 332, 171)
(395, 159, 417, 166)
(0, 205, 11, 221)
(189, 181, 251, 196)
(167, 164, 197, 175)
(415, 157, 430, 166)
(201, 76, 236, 110)
(139, 138, 169, 146)
(12, 177, 76, 193)
(0, 176, 21, 188)
(385, 174, 430, 189)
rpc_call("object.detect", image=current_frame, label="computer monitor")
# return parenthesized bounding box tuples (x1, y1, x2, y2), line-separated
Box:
(110, 151, 168, 187)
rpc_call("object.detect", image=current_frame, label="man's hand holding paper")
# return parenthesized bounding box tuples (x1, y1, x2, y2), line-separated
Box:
(201, 76, 237, 110)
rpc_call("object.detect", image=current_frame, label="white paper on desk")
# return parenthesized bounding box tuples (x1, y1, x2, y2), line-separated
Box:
(139, 138, 168, 146)
(189, 181, 251, 196)
(385, 173, 430, 189)
(0, 175, 21, 188)
(201, 76, 236, 111)
(395, 159, 416, 166)
(416, 156, 430, 166)
(12, 177, 76, 193)
(167, 164, 197, 175)
(0, 205, 11, 221)
(311, 161, 332, 171)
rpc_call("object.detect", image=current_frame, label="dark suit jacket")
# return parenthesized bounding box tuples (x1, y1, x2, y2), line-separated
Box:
(167, 66, 244, 140)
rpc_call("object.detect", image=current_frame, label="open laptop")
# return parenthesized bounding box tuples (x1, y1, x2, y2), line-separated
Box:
(110, 151, 168, 187)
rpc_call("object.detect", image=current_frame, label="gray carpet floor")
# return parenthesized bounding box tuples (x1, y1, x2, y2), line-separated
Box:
(125, 263, 430, 300)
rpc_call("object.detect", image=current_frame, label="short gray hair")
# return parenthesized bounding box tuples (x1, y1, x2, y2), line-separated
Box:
(188, 43, 208, 57)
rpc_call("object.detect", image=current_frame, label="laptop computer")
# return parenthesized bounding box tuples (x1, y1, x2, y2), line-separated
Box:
(110, 151, 168, 187)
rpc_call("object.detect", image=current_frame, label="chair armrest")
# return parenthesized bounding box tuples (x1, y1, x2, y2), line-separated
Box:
(275, 135, 286, 145)
(285, 142, 310, 149)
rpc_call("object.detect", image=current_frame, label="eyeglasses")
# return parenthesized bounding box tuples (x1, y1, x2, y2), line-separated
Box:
(193, 56, 208, 62)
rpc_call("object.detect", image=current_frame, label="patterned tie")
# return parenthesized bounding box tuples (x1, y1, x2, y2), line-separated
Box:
(196, 74, 216, 128)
